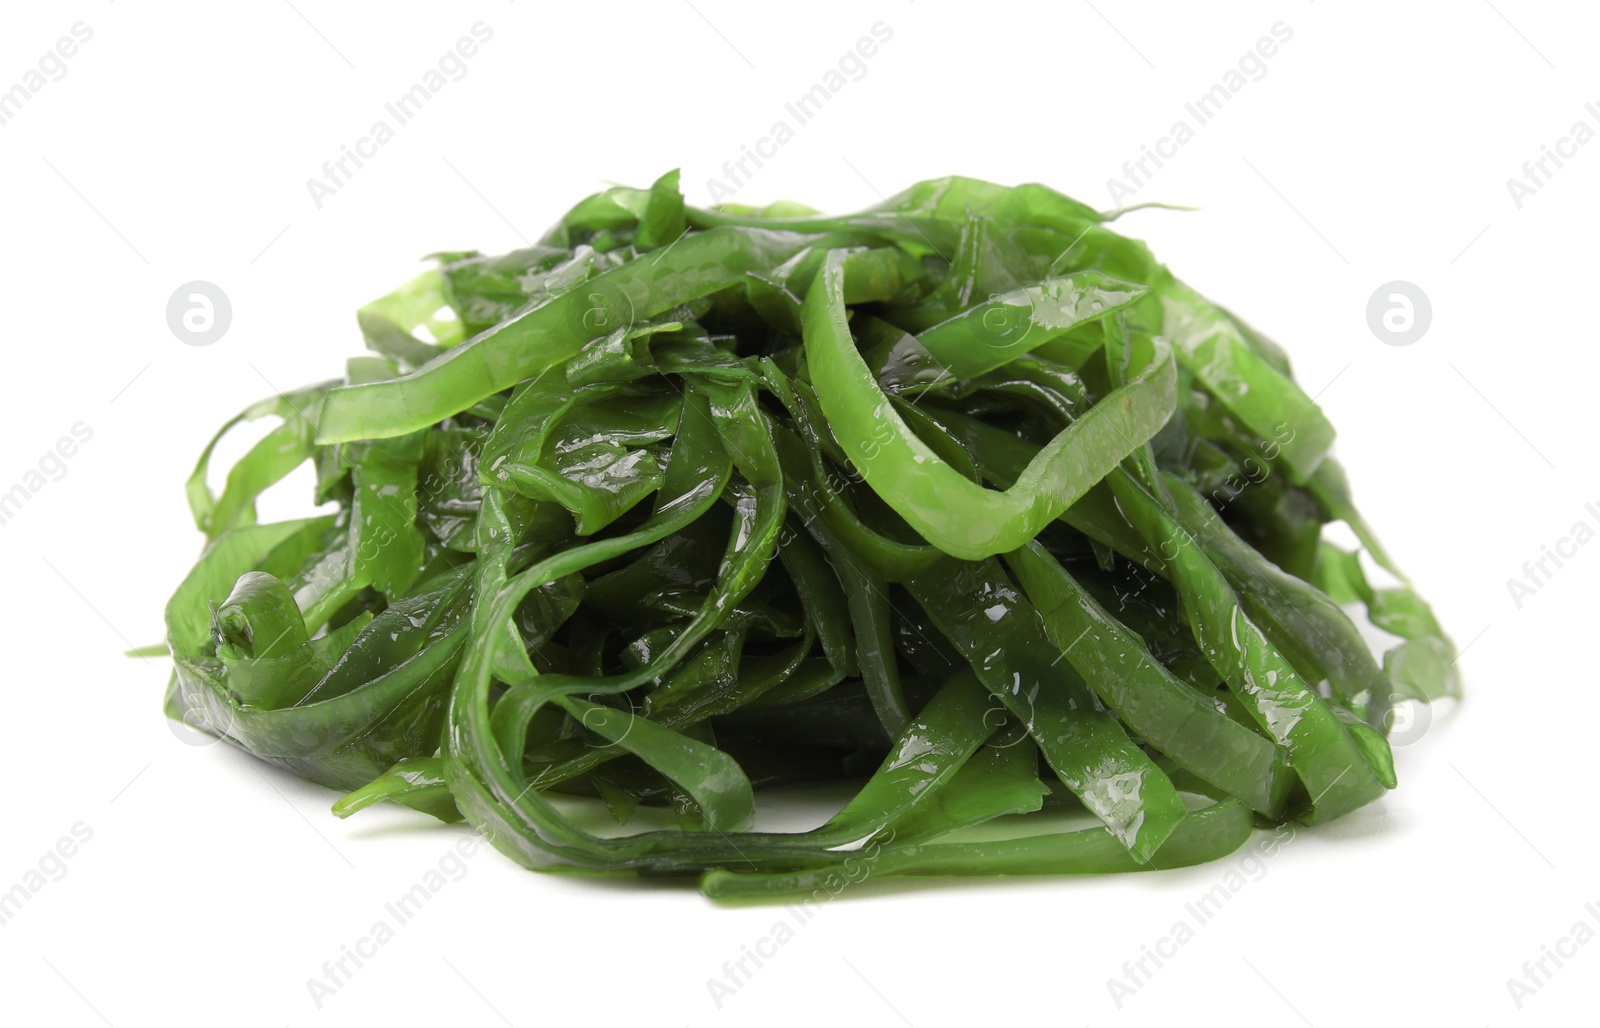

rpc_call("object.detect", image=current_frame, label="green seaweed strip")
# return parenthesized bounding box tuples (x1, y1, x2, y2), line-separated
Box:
(1006, 542, 1292, 816)
(906, 558, 1186, 862)
(803, 249, 1179, 560)
(1105, 472, 1389, 822)
(701, 799, 1253, 899)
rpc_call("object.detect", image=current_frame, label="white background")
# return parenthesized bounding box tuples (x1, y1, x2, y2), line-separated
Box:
(2, 1, 1595, 1025)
